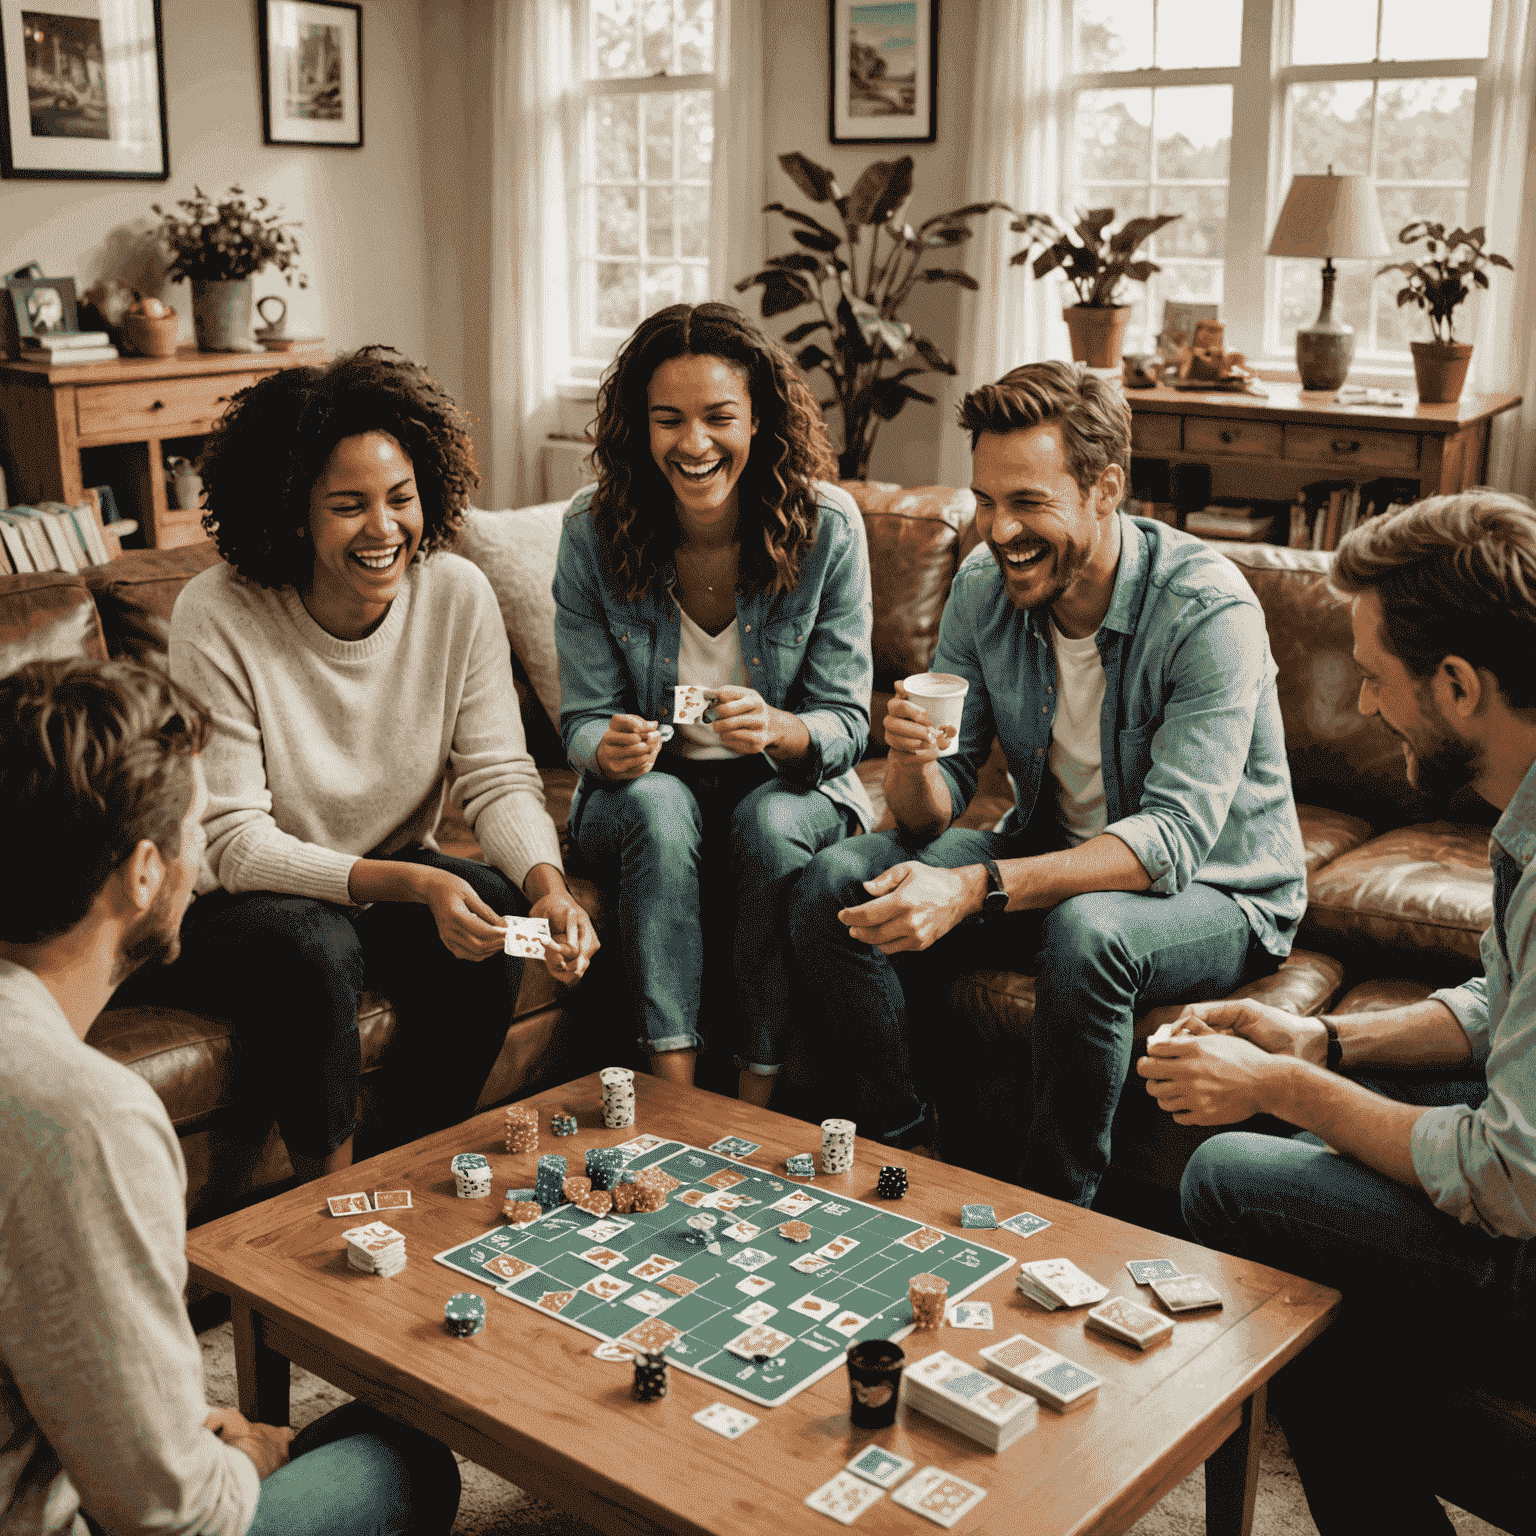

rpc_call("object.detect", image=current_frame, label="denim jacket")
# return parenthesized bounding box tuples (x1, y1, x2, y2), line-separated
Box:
(933, 513, 1308, 958)
(554, 481, 876, 833)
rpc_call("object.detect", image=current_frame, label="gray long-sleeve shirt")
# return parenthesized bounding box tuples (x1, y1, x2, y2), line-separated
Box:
(0, 961, 260, 1536)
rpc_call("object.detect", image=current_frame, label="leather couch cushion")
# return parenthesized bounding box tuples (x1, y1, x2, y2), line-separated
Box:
(0, 571, 106, 668)
(87, 1006, 236, 1130)
(1305, 821, 1493, 964)
(1296, 803, 1374, 873)
(1334, 977, 1435, 1014)
(82, 540, 222, 661)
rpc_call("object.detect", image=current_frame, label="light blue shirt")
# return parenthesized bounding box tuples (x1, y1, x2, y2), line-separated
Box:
(1419, 755, 1536, 1237)
(553, 481, 876, 832)
(931, 513, 1308, 958)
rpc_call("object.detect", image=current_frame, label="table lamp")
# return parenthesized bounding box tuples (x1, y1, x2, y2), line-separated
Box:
(1266, 168, 1390, 392)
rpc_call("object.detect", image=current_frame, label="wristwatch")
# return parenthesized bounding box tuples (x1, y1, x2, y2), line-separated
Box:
(980, 858, 1010, 913)
(1322, 1017, 1343, 1072)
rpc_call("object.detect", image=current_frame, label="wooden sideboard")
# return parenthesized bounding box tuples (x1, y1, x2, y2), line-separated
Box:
(0, 346, 326, 550)
(1127, 384, 1522, 503)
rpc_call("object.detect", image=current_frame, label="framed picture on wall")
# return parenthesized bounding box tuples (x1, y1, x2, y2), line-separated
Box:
(0, 0, 168, 179)
(829, 0, 937, 145)
(259, 0, 362, 148)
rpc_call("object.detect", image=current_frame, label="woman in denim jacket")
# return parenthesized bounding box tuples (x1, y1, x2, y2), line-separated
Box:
(554, 303, 875, 1104)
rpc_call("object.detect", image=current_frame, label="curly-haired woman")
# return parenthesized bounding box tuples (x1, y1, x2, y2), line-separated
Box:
(156, 347, 598, 1177)
(554, 302, 875, 1104)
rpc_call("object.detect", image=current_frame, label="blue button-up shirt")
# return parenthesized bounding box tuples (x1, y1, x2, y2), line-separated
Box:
(932, 513, 1307, 958)
(554, 482, 876, 832)
(1420, 755, 1536, 1237)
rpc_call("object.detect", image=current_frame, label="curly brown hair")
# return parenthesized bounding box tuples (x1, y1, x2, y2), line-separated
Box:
(589, 302, 836, 599)
(196, 346, 480, 589)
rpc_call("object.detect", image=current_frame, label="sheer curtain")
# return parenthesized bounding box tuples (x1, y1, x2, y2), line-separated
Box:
(709, 0, 764, 308)
(1473, 0, 1536, 501)
(939, 0, 1071, 490)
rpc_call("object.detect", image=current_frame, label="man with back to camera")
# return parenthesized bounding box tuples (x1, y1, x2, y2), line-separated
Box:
(1139, 491, 1536, 1534)
(0, 657, 460, 1536)
(788, 360, 1308, 1202)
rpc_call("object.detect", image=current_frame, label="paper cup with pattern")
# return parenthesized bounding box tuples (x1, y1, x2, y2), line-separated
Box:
(900, 673, 968, 758)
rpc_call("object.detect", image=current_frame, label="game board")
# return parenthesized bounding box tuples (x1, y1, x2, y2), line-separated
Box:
(433, 1136, 1015, 1408)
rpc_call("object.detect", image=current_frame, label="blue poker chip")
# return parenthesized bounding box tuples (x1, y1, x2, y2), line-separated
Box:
(444, 1292, 487, 1337)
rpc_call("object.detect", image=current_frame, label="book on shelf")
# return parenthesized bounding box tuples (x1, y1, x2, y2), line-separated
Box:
(1185, 504, 1276, 542)
(0, 497, 118, 572)
(23, 330, 111, 350)
(1293, 477, 1423, 552)
(36, 345, 120, 365)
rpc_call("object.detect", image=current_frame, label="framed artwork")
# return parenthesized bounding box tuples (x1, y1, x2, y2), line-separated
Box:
(829, 0, 937, 145)
(259, 0, 362, 148)
(0, 0, 168, 179)
(7, 274, 78, 346)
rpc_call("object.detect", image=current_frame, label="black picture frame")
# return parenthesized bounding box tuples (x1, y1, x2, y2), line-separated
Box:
(7, 274, 79, 344)
(259, 0, 363, 149)
(829, 0, 938, 146)
(0, 0, 168, 180)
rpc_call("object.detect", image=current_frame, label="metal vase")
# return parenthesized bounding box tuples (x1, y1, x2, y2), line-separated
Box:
(190, 278, 255, 352)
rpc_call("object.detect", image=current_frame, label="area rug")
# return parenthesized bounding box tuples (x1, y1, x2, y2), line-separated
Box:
(197, 1322, 1503, 1534)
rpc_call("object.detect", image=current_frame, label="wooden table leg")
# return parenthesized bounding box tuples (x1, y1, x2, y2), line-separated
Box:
(1205, 1382, 1266, 1536)
(232, 1301, 291, 1427)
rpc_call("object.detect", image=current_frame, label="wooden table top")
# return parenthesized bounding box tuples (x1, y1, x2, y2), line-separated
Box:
(1128, 381, 1521, 434)
(186, 1075, 1338, 1536)
(0, 344, 324, 385)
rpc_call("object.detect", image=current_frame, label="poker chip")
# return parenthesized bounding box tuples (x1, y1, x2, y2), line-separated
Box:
(574, 1189, 613, 1217)
(909, 1272, 948, 1332)
(585, 1147, 625, 1191)
(630, 1167, 668, 1214)
(504, 1105, 538, 1154)
(876, 1165, 908, 1199)
(631, 1348, 669, 1401)
(503, 1199, 543, 1226)
(778, 1220, 812, 1242)
(610, 1181, 637, 1215)
(534, 1153, 568, 1210)
(550, 1112, 578, 1137)
(686, 1211, 718, 1233)
(785, 1153, 816, 1179)
(451, 1153, 492, 1199)
(563, 1175, 593, 1203)
(600, 1067, 636, 1130)
(444, 1292, 487, 1338)
(820, 1118, 856, 1176)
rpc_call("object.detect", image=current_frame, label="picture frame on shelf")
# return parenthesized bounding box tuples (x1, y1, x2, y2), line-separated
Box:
(829, 0, 937, 146)
(259, 0, 362, 148)
(0, 0, 168, 179)
(7, 274, 79, 348)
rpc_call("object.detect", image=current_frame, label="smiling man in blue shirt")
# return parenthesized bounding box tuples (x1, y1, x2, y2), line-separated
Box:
(789, 361, 1307, 1201)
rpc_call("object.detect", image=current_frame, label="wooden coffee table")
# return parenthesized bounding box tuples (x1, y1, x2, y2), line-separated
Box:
(186, 1074, 1337, 1536)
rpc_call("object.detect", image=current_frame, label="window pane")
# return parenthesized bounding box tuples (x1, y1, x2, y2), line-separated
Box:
(644, 263, 684, 314)
(1155, 185, 1228, 259)
(1080, 185, 1150, 221)
(597, 186, 639, 256)
(641, 0, 674, 74)
(679, 91, 712, 179)
(1077, 89, 1151, 182)
(1285, 81, 1372, 175)
(1153, 85, 1231, 179)
(1156, 262, 1223, 302)
(677, 0, 713, 72)
(1277, 259, 1373, 339)
(1076, 0, 1152, 72)
(1291, 0, 1377, 64)
(1379, 0, 1489, 61)
(1376, 185, 1467, 252)
(593, 96, 638, 181)
(678, 183, 709, 258)
(596, 263, 639, 329)
(1374, 78, 1475, 182)
(1155, 0, 1241, 69)
(682, 263, 709, 303)
(592, 0, 639, 78)
(646, 186, 676, 258)
(644, 94, 675, 180)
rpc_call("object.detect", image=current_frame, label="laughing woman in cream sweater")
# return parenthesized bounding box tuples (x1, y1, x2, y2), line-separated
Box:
(159, 348, 598, 1177)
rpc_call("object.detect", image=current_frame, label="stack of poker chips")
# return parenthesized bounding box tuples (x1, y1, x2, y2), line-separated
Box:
(610, 1174, 637, 1214)
(785, 1153, 816, 1179)
(344, 1221, 407, 1277)
(876, 1165, 908, 1199)
(550, 1111, 578, 1137)
(451, 1153, 492, 1199)
(631, 1349, 669, 1401)
(630, 1166, 668, 1213)
(504, 1105, 538, 1154)
(573, 1188, 613, 1217)
(820, 1118, 856, 1175)
(600, 1066, 636, 1129)
(902, 1350, 1038, 1452)
(585, 1146, 624, 1191)
(503, 1193, 543, 1225)
(562, 1175, 593, 1203)
(534, 1153, 568, 1210)
(909, 1272, 949, 1331)
(444, 1292, 487, 1338)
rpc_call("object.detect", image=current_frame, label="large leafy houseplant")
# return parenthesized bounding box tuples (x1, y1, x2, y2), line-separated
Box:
(152, 185, 308, 285)
(736, 152, 1006, 480)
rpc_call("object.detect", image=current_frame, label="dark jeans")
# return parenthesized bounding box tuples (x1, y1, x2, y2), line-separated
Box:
(131, 847, 526, 1158)
(1182, 1070, 1536, 1536)
(789, 825, 1265, 1203)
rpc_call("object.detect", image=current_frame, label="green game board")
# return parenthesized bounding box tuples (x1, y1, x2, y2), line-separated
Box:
(432, 1136, 1014, 1408)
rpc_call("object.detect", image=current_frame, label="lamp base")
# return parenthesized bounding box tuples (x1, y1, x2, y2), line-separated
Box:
(1295, 324, 1355, 392)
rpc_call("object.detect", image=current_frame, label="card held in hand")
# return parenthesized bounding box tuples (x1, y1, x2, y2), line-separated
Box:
(502, 915, 552, 959)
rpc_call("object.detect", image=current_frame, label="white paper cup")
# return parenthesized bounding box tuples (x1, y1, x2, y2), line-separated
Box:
(900, 673, 968, 757)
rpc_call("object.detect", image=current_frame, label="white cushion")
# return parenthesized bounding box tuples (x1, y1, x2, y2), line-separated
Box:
(456, 501, 568, 729)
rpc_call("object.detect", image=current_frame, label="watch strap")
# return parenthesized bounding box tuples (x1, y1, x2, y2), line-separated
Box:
(1323, 1017, 1343, 1072)
(980, 858, 1009, 912)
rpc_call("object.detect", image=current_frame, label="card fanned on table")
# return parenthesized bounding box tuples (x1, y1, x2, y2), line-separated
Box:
(891, 1466, 988, 1529)
(979, 1333, 1102, 1412)
(902, 1350, 1037, 1451)
(1017, 1257, 1109, 1310)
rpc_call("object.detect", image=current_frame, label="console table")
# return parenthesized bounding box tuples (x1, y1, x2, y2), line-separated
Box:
(0, 346, 325, 550)
(1128, 383, 1522, 503)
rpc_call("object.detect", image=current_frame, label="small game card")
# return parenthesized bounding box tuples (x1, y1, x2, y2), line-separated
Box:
(736, 1273, 774, 1297)
(721, 1220, 761, 1242)
(1000, 1211, 1052, 1239)
(1150, 1274, 1223, 1313)
(770, 1191, 820, 1217)
(621, 1317, 683, 1353)
(898, 1226, 945, 1252)
(372, 1189, 412, 1210)
(501, 914, 552, 958)
(845, 1446, 916, 1489)
(891, 1467, 987, 1529)
(816, 1236, 859, 1260)
(657, 1273, 699, 1298)
(789, 1253, 831, 1274)
(695, 1401, 759, 1440)
(960, 1203, 997, 1229)
(949, 1301, 994, 1330)
(735, 1300, 778, 1327)
(1087, 1295, 1174, 1349)
(593, 1340, 635, 1362)
(536, 1289, 575, 1314)
(674, 684, 713, 723)
(703, 1168, 746, 1191)
(805, 1470, 884, 1525)
(789, 1293, 836, 1320)
(578, 1218, 631, 1241)
(725, 1324, 794, 1361)
(728, 1247, 774, 1272)
(677, 1189, 708, 1207)
(624, 1289, 672, 1316)
(825, 1309, 869, 1339)
(628, 1253, 680, 1281)
(1126, 1258, 1183, 1285)
(708, 1136, 762, 1159)
(480, 1253, 536, 1284)
(614, 1134, 665, 1156)
(327, 1192, 371, 1217)
(821, 1201, 850, 1216)
(580, 1275, 631, 1301)
(579, 1245, 626, 1271)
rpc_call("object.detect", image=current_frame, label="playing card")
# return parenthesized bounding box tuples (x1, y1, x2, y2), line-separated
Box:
(736, 1273, 774, 1296)
(621, 1317, 683, 1353)
(788, 1293, 836, 1320)
(999, 1211, 1052, 1239)
(535, 1289, 575, 1313)
(708, 1136, 762, 1159)
(501, 914, 552, 959)
(770, 1191, 819, 1217)
(628, 1254, 680, 1281)
(677, 1189, 708, 1207)
(805, 1470, 884, 1525)
(614, 1134, 665, 1156)
(695, 1401, 760, 1440)
(480, 1253, 536, 1284)
(593, 1341, 635, 1362)
(1087, 1295, 1174, 1349)
(898, 1226, 945, 1252)
(789, 1253, 831, 1274)
(844, 1445, 916, 1489)
(327, 1192, 371, 1217)
(624, 1288, 672, 1316)
(1019, 1258, 1109, 1309)
(580, 1275, 631, 1301)
(735, 1300, 778, 1326)
(728, 1247, 774, 1272)
(674, 684, 713, 723)
(725, 1324, 794, 1360)
(721, 1220, 761, 1242)
(891, 1466, 987, 1529)
(577, 1218, 632, 1241)
(371, 1189, 411, 1210)
(825, 1309, 868, 1339)
(1126, 1258, 1183, 1285)
(657, 1272, 699, 1298)
(816, 1236, 859, 1260)
(703, 1168, 746, 1191)
(949, 1301, 994, 1330)
(1150, 1274, 1224, 1312)
(579, 1246, 626, 1271)
(960, 1203, 997, 1229)
(979, 1334, 1102, 1411)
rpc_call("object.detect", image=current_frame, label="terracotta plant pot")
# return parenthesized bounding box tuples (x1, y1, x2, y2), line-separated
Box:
(1064, 305, 1132, 368)
(1410, 340, 1475, 404)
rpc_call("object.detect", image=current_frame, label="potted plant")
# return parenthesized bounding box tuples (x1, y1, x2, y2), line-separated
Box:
(1377, 221, 1513, 404)
(151, 186, 308, 353)
(1010, 208, 1181, 367)
(736, 152, 1007, 480)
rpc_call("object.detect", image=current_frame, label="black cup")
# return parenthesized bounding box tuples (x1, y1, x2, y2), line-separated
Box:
(846, 1340, 905, 1429)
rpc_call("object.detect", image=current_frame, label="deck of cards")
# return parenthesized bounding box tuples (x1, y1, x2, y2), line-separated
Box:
(902, 1350, 1038, 1451)
(502, 915, 553, 959)
(1086, 1295, 1175, 1349)
(1017, 1257, 1109, 1310)
(1150, 1274, 1224, 1313)
(979, 1333, 1102, 1412)
(343, 1221, 406, 1277)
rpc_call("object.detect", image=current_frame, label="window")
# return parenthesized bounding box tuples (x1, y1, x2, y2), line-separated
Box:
(571, 1, 716, 362)
(1067, 0, 1497, 366)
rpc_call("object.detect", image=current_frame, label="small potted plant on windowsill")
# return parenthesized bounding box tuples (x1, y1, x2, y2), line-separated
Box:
(151, 185, 308, 353)
(1010, 208, 1182, 367)
(1377, 221, 1513, 404)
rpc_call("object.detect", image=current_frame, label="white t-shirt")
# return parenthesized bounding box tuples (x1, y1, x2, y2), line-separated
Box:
(1049, 622, 1108, 845)
(668, 604, 750, 760)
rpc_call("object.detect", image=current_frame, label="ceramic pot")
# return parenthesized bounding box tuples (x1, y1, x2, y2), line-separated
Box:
(121, 312, 179, 358)
(1410, 340, 1475, 405)
(1063, 306, 1132, 368)
(191, 278, 254, 352)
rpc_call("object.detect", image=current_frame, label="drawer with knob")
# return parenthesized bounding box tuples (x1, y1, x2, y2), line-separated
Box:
(1183, 417, 1284, 458)
(1130, 412, 1182, 453)
(1283, 424, 1419, 472)
(75, 374, 254, 439)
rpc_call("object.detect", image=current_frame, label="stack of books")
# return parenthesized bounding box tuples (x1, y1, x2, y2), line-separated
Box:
(901, 1350, 1038, 1451)
(24, 330, 119, 365)
(0, 499, 113, 573)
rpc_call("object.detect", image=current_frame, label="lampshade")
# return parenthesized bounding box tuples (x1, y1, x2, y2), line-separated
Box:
(1266, 171, 1390, 260)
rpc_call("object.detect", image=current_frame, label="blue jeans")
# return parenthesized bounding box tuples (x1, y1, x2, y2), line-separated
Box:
(245, 1402, 460, 1535)
(788, 826, 1262, 1202)
(573, 754, 858, 1070)
(1182, 1071, 1535, 1536)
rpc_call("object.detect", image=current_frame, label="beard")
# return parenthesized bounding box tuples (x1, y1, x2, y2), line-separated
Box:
(991, 540, 1091, 613)
(109, 873, 184, 987)
(1394, 694, 1480, 801)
